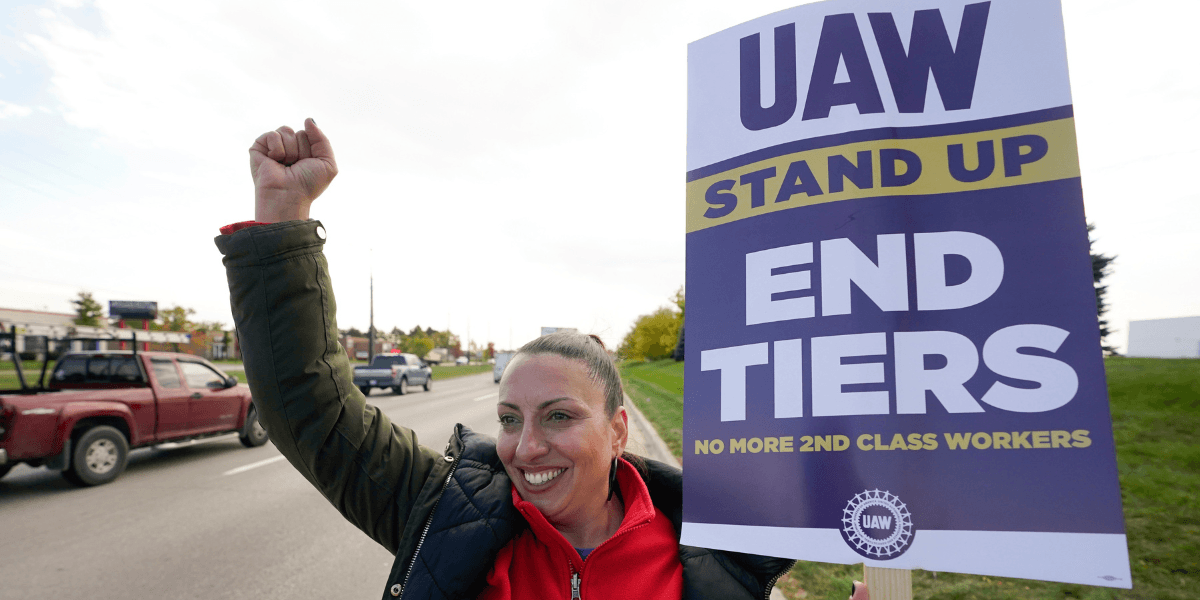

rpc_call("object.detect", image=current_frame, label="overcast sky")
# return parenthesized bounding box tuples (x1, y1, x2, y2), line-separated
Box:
(1, 0, 1196, 354)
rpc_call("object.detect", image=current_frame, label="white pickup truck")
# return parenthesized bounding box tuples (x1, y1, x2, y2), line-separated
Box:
(352, 353, 432, 396)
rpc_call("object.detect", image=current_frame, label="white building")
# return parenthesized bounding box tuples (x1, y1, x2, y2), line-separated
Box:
(0, 308, 76, 356)
(1126, 316, 1200, 359)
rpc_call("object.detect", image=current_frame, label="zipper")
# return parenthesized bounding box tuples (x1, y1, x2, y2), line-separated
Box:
(561, 503, 651, 600)
(397, 451, 462, 599)
(570, 569, 581, 599)
(763, 559, 797, 600)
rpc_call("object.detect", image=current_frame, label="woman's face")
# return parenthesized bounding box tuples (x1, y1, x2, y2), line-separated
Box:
(497, 353, 627, 527)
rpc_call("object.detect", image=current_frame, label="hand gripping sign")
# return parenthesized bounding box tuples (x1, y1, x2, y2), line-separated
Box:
(681, 0, 1131, 588)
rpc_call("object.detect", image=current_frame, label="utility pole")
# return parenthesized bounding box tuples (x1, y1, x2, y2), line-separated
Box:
(368, 249, 376, 364)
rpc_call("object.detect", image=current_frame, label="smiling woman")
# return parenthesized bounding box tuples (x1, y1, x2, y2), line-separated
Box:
(497, 352, 626, 543)
(215, 119, 869, 600)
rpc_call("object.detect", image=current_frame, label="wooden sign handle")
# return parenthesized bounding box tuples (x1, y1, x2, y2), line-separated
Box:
(863, 566, 912, 600)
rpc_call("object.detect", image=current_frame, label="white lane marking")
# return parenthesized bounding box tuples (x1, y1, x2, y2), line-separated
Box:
(473, 393, 497, 402)
(223, 455, 287, 476)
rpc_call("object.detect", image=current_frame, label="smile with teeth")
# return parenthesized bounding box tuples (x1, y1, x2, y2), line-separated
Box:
(523, 468, 566, 486)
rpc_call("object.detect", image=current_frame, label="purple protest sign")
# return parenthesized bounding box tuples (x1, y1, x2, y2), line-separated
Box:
(681, 0, 1131, 588)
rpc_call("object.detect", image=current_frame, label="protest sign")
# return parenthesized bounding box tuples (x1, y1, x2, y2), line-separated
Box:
(681, 0, 1131, 588)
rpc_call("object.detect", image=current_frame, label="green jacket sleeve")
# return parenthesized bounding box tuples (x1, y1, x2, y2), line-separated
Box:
(214, 220, 444, 555)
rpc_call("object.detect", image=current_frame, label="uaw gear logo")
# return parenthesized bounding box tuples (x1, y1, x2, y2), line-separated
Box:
(840, 490, 915, 559)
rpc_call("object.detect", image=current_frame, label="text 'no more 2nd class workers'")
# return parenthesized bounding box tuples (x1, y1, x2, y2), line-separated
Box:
(693, 430, 1092, 455)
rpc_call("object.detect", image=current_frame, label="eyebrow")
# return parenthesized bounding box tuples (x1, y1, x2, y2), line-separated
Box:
(497, 398, 570, 411)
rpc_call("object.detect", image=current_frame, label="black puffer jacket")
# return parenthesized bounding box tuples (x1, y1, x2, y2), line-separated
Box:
(216, 220, 793, 600)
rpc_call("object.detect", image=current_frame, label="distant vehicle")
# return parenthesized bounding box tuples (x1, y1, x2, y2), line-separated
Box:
(455, 356, 469, 366)
(424, 347, 453, 365)
(493, 351, 515, 384)
(0, 350, 266, 487)
(352, 353, 431, 396)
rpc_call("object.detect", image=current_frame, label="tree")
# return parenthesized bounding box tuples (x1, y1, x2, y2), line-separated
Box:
(619, 306, 683, 362)
(345, 327, 364, 337)
(431, 329, 452, 349)
(671, 286, 685, 362)
(1089, 223, 1117, 355)
(195, 320, 226, 333)
(71, 291, 105, 327)
(670, 286, 685, 314)
(157, 306, 197, 332)
(406, 335, 434, 359)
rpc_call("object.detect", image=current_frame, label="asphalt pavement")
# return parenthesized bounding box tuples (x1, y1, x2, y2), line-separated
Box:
(0, 371, 691, 600)
(0, 372, 499, 599)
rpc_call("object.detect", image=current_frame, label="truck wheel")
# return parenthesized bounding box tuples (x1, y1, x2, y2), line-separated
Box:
(395, 377, 408, 395)
(239, 405, 270, 448)
(423, 375, 432, 392)
(359, 385, 371, 396)
(63, 425, 129, 487)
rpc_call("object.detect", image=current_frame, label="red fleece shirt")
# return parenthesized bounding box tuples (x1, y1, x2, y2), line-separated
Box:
(480, 458, 683, 600)
(219, 221, 271, 235)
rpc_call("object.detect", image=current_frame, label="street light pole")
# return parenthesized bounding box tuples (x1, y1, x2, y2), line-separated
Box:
(368, 249, 375, 364)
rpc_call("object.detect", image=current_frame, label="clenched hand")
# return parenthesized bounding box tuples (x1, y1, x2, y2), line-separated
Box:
(249, 118, 338, 223)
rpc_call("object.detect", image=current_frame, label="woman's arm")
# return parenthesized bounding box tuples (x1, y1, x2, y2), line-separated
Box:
(215, 121, 445, 554)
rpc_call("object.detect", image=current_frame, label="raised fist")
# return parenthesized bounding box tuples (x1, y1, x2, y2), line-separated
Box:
(249, 118, 338, 223)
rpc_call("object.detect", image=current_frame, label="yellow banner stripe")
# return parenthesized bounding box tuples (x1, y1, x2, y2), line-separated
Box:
(686, 118, 1080, 233)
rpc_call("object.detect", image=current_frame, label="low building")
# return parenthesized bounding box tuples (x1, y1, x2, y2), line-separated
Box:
(0, 307, 221, 359)
(1, 308, 86, 357)
(1126, 316, 1200, 359)
(339, 334, 391, 360)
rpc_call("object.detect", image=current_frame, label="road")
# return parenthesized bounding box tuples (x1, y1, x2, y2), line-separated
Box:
(0, 372, 504, 599)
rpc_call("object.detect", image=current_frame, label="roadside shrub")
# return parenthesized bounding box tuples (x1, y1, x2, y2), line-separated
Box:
(618, 307, 682, 362)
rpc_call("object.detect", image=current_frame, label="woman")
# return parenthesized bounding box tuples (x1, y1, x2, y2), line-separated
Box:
(216, 119, 870, 600)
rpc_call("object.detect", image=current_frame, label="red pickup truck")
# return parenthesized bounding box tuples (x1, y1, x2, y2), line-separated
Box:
(0, 350, 267, 486)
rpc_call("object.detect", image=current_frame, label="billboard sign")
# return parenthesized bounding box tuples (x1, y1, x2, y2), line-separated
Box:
(108, 300, 158, 321)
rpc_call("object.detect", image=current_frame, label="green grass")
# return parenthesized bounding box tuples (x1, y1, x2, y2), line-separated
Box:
(0, 365, 55, 389)
(620, 359, 686, 461)
(620, 357, 1200, 599)
(0, 360, 52, 374)
(0, 372, 33, 390)
(431, 364, 492, 380)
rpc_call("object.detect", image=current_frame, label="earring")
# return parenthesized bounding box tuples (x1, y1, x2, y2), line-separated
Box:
(607, 456, 619, 501)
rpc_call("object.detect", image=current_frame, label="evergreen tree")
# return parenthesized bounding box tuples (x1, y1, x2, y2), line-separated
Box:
(1088, 223, 1117, 355)
(71, 291, 105, 327)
